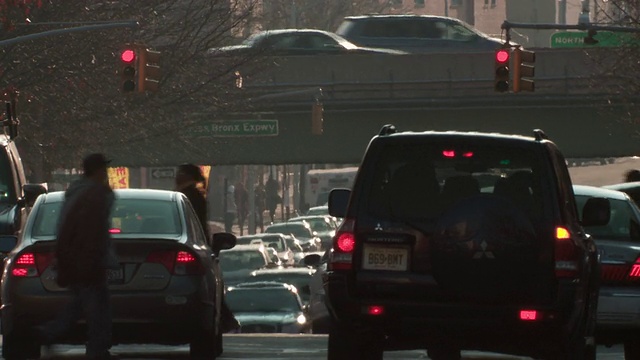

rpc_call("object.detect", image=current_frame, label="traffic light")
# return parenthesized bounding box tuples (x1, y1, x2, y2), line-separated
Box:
(138, 47, 161, 92)
(494, 48, 510, 93)
(120, 47, 138, 93)
(513, 47, 535, 93)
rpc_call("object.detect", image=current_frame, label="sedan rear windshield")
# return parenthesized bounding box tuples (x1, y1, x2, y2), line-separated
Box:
(31, 198, 182, 239)
(226, 288, 300, 313)
(575, 195, 640, 241)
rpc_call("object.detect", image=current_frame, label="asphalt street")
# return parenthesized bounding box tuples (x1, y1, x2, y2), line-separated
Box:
(1, 334, 624, 359)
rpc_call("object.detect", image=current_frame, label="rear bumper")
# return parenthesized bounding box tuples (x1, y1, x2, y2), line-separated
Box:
(324, 271, 583, 356)
(2, 277, 215, 343)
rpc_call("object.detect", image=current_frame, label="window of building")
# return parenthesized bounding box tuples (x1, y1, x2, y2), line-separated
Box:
(415, 0, 425, 7)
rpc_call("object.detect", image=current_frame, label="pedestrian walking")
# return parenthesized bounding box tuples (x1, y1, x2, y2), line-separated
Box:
(265, 175, 280, 224)
(174, 164, 240, 337)
(234, 181, 249, 236)
(225, 182, 237, 233)
(38, 153, 118, 360)
(254, 183, 266, 233)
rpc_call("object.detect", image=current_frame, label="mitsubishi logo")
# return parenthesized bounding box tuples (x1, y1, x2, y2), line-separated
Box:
(473, 240, 495, 259)
(375, 223, 383, 231)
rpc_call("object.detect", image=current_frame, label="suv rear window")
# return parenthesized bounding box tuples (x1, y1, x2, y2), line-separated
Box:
(362, 141, 546, 227)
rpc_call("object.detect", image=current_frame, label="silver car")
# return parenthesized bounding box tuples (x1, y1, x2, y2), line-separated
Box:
(574, 185, 640, 359)
(0, 189, 235, 360)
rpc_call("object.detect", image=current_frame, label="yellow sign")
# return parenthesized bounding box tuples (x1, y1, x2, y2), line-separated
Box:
(198, 165, 211, 192)
(108, 167, 129, 189)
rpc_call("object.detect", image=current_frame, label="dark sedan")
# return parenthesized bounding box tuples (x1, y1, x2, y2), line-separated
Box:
(208, 29, 406, 57)
(0, 189, 235, 360)
(574, 185, 640, 358)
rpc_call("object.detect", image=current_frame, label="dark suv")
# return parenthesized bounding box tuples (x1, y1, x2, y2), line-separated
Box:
(324, 125, 605, 360)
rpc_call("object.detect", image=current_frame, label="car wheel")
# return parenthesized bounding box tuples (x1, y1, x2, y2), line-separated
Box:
(427, 345, 461, 360)
(190, 327, 219, 360)
(2, 331, 40, 360)
(624, 340, 640, 360)
(327, 319, 383, 360)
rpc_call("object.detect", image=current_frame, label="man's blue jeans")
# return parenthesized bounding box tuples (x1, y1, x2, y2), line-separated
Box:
(41, 280, 112, 359)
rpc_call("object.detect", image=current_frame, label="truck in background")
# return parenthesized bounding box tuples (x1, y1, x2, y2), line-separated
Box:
(304, 167, 358, 208)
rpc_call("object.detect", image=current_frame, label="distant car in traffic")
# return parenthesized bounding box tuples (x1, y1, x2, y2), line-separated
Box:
(209, 29, 406, 57)
(248, 267, 316, 304)
(335, 14, 505, 54)
(306, 205, 328, 216)
(288, 215, 337, 250)
(219, 244, 274, 285)
(264, 221, 321, 252)
(225, 282, 311, 334)
(574, 185, 640, 358)
(236, 233, 295, 266)
(0, 189, 236, 360)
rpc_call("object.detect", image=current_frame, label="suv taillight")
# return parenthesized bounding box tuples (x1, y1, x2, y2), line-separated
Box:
(11, 252, 54, 277)
(329, 218, 355, 271)
(554, 226, 580, 278)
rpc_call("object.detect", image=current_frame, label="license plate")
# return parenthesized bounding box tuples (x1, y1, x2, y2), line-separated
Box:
(107, 268, 124, 282)
(362, 245, 409, 271)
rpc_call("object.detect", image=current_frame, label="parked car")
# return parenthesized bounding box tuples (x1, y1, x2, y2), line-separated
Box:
(323, 125, 604, 359)
(209, 29, 406, 57)
(248, 267, 316, 304)
(288, 215, 337, 250)
(236, 233, 295, 266)
(573, 184, 640, 358)
(335, 14, 505, 54)
(219, 244, 274, 285)
(225, 282, 311, 334)
(0, 189, 236, 360)
(264, 222, 321, 252)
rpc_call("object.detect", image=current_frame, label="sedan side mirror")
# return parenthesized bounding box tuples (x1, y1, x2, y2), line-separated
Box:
(209, 232, 236, 254)
(303, 253, 322, 267)
(23, 184, 47, 207)
(582, 197, 611, 227)
(0, 235, 17, 253)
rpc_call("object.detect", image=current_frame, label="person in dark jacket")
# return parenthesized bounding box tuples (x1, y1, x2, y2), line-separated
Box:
(175, 164, 239, 334)
(40, 153, 118, 360)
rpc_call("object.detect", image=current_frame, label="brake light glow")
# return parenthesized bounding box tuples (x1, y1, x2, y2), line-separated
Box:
(336, 233, 355, 253)
(330, 219, 356, 271)
(176, 251, 197, 263)
(109, 228, 121, 234)
(15, 253, 35, 265)
(519, 310, 538, 321)
(630, 265, 640, 278)
(442, 150, 455, 158)
(554, 226, 579, 278)
(368, 305, 385, 316)
(11, 268, 29, 277)
(146, 251, 176, 273)
(462, 151, 474, 158)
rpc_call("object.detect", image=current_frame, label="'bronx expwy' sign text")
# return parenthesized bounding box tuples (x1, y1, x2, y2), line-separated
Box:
(186, 120, 279, 137)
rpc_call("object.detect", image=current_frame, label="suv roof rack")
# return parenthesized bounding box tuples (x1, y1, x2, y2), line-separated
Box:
(379, 124, 397, 136)
(533, 129, 548, 141)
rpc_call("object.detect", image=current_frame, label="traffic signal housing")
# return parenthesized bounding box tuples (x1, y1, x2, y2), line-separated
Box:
(138, 48, 161, 92)
(513, 47, 535, 93)
(120, 47, 138, 93)
(494, 48, 510, 93)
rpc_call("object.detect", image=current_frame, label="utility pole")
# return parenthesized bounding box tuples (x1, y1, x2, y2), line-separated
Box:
(558, 0, 567, 24)
(290, 0, 297, 28)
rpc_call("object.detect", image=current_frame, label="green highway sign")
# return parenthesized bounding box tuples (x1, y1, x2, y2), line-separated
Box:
(550, 31, 637, 48)
(185, 120, 279, 137)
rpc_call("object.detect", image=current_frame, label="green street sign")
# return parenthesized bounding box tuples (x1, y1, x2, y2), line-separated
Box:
(185, 120, 279, 137)
(550, 31, 638, 48)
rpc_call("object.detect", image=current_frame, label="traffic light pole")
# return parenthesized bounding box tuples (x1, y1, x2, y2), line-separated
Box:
(0, 21, 138, 47)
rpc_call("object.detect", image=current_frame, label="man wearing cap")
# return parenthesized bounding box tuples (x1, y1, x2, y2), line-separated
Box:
(40, 153, 118, 359)
(175, 164, 240, 339)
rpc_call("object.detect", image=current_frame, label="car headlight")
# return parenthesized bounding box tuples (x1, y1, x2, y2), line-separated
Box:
(297, 314, 307, 325)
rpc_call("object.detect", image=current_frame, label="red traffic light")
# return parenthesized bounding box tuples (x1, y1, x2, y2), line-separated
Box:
(121, 49, 136, 63)
(496, 49, 509, 63)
